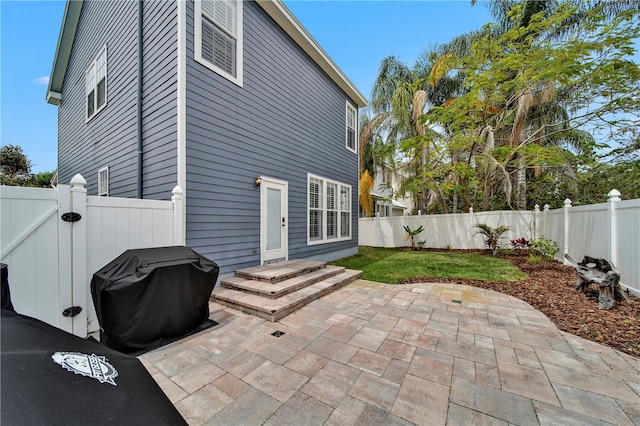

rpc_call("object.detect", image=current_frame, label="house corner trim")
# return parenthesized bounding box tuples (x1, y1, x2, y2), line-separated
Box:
(177, 0, 187, 243)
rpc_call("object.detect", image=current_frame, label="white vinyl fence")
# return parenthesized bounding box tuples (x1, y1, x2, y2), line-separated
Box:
(1, 174, 184, 337)
(359, 190, 640, 295)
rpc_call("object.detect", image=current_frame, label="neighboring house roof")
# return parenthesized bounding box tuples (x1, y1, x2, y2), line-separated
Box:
(46, 0, 367, 108)
(371, 192, 407, 209)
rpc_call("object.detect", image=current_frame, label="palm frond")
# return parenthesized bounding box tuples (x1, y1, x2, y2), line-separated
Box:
(359, 170, 375, 218)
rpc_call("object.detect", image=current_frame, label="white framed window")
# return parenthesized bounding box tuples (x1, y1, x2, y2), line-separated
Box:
(308, 174, 352, 245)
(86, 46, 107, 121)
(346, 102, 357, 154)
(326, 182, 337, 239)
(340, 186, 351, 237)
(309, 177, 323, 242)
(375, 202, 390, 217)
(98, 166, 109, 196)
(194, 0, 243, 87)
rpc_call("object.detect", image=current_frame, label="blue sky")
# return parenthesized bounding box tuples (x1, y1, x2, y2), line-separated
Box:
(0, 1, 493, 173)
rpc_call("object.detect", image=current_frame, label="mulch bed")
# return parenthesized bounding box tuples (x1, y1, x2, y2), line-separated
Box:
(398, 249, 640, 358)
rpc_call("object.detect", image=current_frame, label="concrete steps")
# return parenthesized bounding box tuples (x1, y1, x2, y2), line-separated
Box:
(211, 260, 362, 322)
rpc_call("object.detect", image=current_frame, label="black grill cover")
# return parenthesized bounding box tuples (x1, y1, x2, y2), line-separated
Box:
(1, 309, 187, 425)
(91, 246, 218, 353)
(1, 263, 14, 311)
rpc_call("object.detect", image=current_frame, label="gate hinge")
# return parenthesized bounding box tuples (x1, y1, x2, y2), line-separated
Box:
(62, 306, 83, 317)
(61, 212, 82, 222)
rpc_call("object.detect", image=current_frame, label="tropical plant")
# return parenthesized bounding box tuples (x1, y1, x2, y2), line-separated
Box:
(474, 223, 512, 256)
(403, 225, 424, 250)
(510, 237, 531, 251)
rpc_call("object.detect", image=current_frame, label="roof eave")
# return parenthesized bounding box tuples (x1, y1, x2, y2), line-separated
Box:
(46, 1, 367, 108)
(47, 0, 83, 105)
(256, 0, 367, 108)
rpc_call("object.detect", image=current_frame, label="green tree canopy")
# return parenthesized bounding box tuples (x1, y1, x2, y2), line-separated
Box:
(362, 1, 639, 212)
(1, 145, 32, 176)
(0, 145, 55, 188)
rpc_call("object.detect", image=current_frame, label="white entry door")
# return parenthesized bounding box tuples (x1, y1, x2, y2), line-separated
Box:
(260, 177, 288, 264)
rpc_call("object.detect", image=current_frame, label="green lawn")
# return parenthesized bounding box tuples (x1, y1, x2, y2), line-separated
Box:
(331, 246, 526, 284)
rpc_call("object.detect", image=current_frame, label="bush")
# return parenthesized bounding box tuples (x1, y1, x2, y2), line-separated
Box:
(527, 254, 543, 264)
(510, 237, 530, 250)
(530, 237, 559, 260)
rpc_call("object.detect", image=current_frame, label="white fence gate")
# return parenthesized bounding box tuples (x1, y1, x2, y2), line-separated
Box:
(359, 190, 639, 295)
(1, 174, 184, 337)
(1, 185, 73, 332)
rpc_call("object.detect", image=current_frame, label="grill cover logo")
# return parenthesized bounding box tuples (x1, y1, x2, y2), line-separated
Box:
(52, 352, 119, 386)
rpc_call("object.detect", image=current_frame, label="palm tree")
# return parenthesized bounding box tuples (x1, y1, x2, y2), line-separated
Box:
(368, 56, 434, 211)
(367, 49, 475, 214)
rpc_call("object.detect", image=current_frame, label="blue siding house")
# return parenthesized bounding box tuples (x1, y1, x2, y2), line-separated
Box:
(47, 0, 367, 282)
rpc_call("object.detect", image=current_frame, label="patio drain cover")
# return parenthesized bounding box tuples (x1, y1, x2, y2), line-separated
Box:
(271, 330, 285, 337)
(452, 299, 462, 304)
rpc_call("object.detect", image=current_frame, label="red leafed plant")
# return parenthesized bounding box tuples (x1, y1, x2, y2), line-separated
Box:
(510, 237, 531, 250)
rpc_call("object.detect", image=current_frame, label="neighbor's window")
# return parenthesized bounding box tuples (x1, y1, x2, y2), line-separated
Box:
(308, 174, 352, 245)
(86, 46, 107, 121)
(195, 0, 243, 86)
(98, 167, 109, 196)
(346, 102, 357, 153)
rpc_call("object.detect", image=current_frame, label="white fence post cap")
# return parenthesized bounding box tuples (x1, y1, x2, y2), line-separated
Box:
(171, 185, 184, 198)
(70, 174, 86, 189)
(607, 189, 621, 202)
(564, 198, 572, 206)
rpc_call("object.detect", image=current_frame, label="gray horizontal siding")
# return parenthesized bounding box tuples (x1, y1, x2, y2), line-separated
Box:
(185, 1, 358, 276)
(141, 0, 178, 200)
(57, 0, 178, 201)
(58, 0, 139, 197)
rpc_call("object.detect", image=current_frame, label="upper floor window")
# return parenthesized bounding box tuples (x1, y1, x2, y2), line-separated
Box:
(195, 0, 243, 87)
(86, 46, 107, 121)
(346, 102, 357, 153)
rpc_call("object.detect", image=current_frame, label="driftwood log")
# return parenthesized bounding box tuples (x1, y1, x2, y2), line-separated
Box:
(565, 254, 627, 310)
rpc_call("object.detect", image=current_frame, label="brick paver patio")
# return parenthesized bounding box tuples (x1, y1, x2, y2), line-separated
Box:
(140, 280, 640, 425)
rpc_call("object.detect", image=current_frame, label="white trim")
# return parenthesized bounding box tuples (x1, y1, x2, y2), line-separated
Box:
(345, 101, 357, 154)
(85, 45, 107, 122)
(97, 166, 109, 197)
(307, 173, 352, 246)
(259, 176, 288, 264)
(194, 0, 243, 87)
(177, 0, 187, 244)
